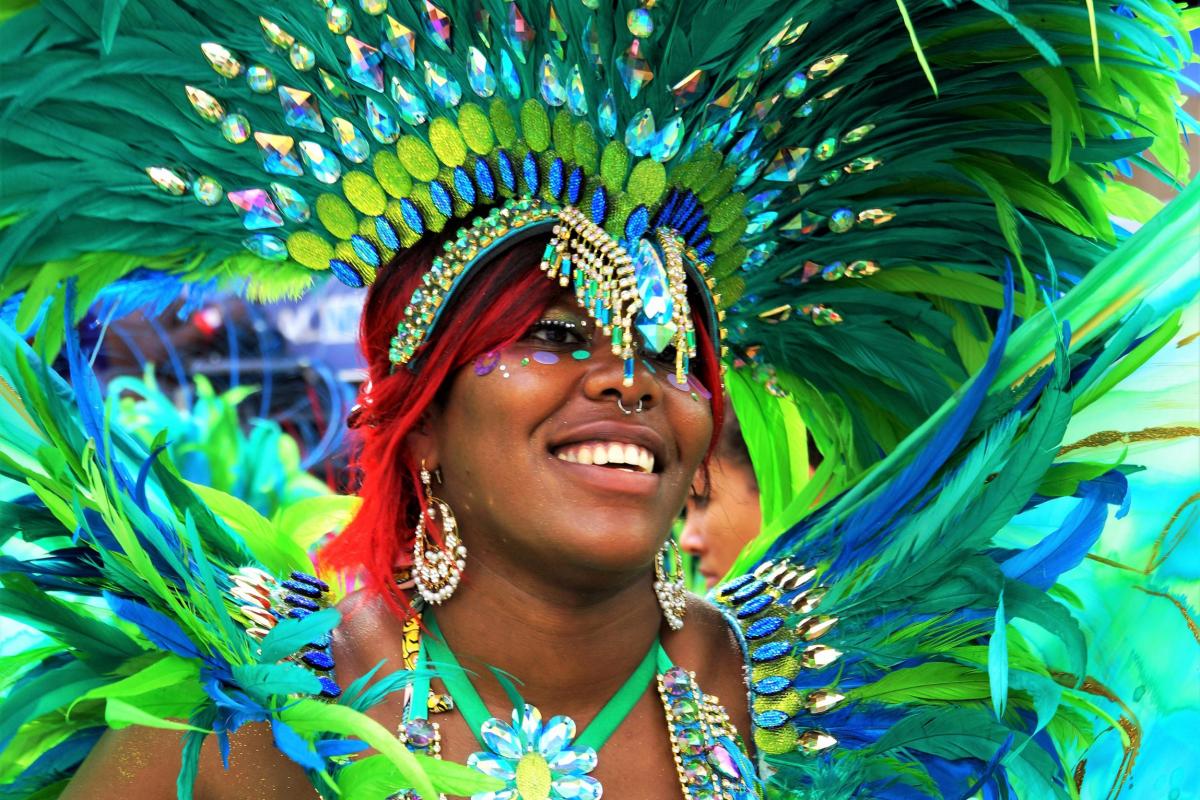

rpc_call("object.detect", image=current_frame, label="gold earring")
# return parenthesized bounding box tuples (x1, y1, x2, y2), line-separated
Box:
(654, 538, 687, 630)
(413, 461, 466, 606)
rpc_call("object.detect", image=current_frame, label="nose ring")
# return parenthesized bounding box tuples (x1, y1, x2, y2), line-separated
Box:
(616, 398, 644, 415)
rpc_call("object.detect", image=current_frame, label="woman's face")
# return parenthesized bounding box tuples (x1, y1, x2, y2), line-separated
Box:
(420, 290, 714, 591)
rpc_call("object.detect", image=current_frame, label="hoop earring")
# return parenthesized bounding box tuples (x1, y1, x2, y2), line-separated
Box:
(654, 539, 687, 630)
(413, 461, 467, 606)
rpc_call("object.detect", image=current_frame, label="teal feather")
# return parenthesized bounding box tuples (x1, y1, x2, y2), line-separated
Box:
(988, 589, 1008, 720)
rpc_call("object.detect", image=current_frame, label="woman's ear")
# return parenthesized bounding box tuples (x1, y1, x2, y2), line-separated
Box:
(405, 406, 441, 471)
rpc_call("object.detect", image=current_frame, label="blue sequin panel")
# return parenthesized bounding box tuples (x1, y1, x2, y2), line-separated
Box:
(399, 198, 425, 234)
(655, 190, 679, 229)
(350, 234, 381, 267)
(694, 235, 713, 257)
(318, 676, 343, 698)
(735, 594, 774, 618)
(429, 181, 453, 216)
(522, 151, 540, 195)
(285, 594, 320, 612)
(716, 574, 755, 598)
(686, 217, 710, 247)
(744, 616, 784, 640)
(329, 258, 365, 288)
(281, 579, 321, 598)
(731, 579, 767, 603)
(624, 205, 650, 241)
(496, 149, 516, 192)
(750, 640, 791, 663)
(290, 571, 330, 592)
(566, 166, 584, 204)
(309, 633, 333, 649)
(752, 675, 792, 696)
(375, 216, 400, 249)
(590, 185, 608, 224)
(302, 650, 335, 670)
(753, 709, 791, 729)
(475, 157, 496, 199)
(452, 166, 476, 205)
(287, 607, 313, 619)
(548, 157, 565, 199)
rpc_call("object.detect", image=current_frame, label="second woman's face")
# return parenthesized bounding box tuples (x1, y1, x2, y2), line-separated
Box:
(426, 291, 715, 591)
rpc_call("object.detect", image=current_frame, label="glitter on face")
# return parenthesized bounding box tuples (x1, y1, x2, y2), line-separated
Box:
(571, 350, 590, 361)
(532, 351, 560, 365)
(474, 350, 500, 375)
(520, 357, 530, 366)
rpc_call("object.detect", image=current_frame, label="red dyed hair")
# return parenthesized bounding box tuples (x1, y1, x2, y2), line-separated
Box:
(320, 226, 725, 614)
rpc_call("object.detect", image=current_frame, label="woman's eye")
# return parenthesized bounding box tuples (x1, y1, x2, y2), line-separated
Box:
(526, 319, 587, 346)
(645, 343, 679, 365)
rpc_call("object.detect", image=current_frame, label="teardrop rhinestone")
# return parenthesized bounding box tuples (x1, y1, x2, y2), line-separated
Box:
(842, 124, 875, 144)
(319, 69, 354, 109)
(246, 65, 276, 94)
(616, 39, 653, 99)
(814, 137, 837, 161)
(783, 69, 808, 98)
(423, 60, 462, 107)
(201, 42, 242, 78)
(566, 65, 586, 116)
(270, 182, 311, 222)
(192, 175, 223, 205)
(650, 116, 683, 162)
(627, 7, 653, 37)
(279, 86, 325, 133)
(228, 188, 284, 230)
(345, 36, 385, 91)
(598, 90, 617, 137)
(671, 69, 706, 110)
(505, 1, 535, 63)
(381, 15, 416, 68)
(243, 233, 289, 260)
(360, 0, 388, 16)
(548, 3, 568, 58)
(499, 50, 521, 99)
(809, 53, 848, 79)
(467, 47, 497, 97)
(422, 0, 452, 51)
(146, 167, 187, 196)
(259, 17, 295, 49)
(624, 109, 655, 157)
(766, 146, 809, 181)
(290, 43, 315, 71)
(365, 98, 399, 143)
(479, 719, 523, 760)
(390, 77, 429, 125)
(299, 141, 343, 184)
(332, 117, 371, 163)
(220, 113, 251, 144)
(540, 54, 566, 107)
(255, 133, 304, 176)
(185, 86, 224, 123)
(326, 4, 352, 34)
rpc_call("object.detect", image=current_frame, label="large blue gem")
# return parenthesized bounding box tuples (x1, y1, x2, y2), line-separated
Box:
(452, 166, 476, 204)
(475, 157, 496, 199)
(631, 239, 676, 353)
(496, 149, 515, 191)
(429, 181, 453, 215)
(566, 166, 584, 204)
(547, 157, 564, 199)
(745, 616, 784, 641)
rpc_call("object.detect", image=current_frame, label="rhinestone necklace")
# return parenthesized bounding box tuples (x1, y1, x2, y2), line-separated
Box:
(392, 613, 757, 800)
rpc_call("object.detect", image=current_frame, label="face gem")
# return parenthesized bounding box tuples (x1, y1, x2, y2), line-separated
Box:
(227, 189, 285, 230)
(632, 239, 677, 353)
(532, 351, 560, 365)
(254, 133, 304, 176)
(570, 350, 590, 361)
(474, 350, 500, 376)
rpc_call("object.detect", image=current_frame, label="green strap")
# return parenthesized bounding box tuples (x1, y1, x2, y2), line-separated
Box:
(420, 613, 664, 752)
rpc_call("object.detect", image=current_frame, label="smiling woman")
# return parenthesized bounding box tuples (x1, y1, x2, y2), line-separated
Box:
(0, 1, 1196, 799)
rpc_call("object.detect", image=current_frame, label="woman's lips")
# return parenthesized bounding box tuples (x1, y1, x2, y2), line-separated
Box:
(552, 439, 655, 472)
(548, 452, 661, 496)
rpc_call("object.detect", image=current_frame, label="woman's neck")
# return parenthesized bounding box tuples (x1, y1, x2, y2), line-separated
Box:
(428, 550, 665, 714)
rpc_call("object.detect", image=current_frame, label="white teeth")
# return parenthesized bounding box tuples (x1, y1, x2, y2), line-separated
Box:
(554, 441, 655, 472)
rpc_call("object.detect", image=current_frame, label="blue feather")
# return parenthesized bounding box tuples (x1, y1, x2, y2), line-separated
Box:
(1000, 485, 1108, 590)
(103, 591, 201, 659)
(270, 720, 325, 772)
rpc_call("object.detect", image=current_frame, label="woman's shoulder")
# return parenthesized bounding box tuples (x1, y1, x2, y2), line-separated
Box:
(664, 593, 751, 737)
